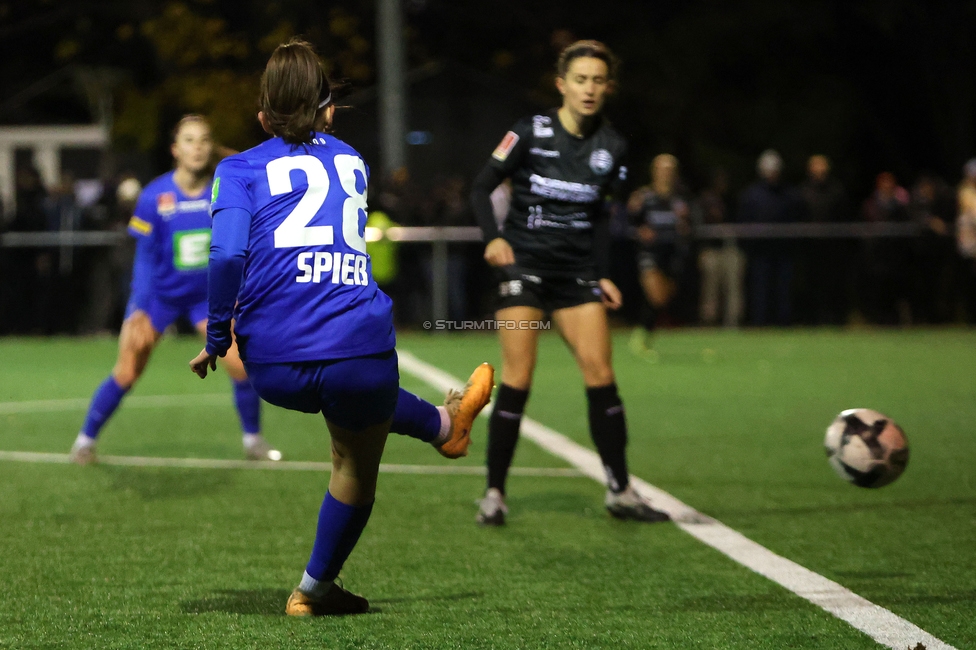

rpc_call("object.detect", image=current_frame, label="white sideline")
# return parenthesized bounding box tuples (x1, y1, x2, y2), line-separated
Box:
(397, 349, 957, 650)
(0, 450, 581, 478)
(0, 393, 229, 414)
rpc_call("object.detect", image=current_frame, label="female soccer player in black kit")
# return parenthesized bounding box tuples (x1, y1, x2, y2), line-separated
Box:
(470, 40, 670, 525)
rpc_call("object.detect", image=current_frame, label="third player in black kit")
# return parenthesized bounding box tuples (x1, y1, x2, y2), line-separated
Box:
(470, 40, 670, 525)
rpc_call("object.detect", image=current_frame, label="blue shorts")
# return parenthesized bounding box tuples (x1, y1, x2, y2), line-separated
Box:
(126, 294, 209, 334)
(245, 350, 399, 431)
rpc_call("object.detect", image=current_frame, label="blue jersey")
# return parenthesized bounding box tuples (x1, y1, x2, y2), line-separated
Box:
(128, 172, 212, 303)
(210, 133, 395, 363)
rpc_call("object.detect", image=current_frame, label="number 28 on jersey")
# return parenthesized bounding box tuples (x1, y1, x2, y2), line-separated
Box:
(267, 153, 370, 286)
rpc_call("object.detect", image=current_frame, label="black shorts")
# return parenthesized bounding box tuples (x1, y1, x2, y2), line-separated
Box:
(638, 243, 686, 277)
(495, 265, 603, 312)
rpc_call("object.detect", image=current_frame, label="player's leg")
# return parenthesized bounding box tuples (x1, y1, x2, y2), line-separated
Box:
(71, 307, 165, 464)
(390, 389, 444, 442)
(287, 418, 389, 616)
(478, 305, 542, 526)
(630, 253, 672, 360)
(193, 316, 279, 461)
(389, 361, 494, 459)
(553, 302, 669, 523)
(275, 350, 398, 616)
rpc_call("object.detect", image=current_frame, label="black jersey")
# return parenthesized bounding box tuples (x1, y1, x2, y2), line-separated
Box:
(636, 191, 688, 246)
(485, 110, 628, 273)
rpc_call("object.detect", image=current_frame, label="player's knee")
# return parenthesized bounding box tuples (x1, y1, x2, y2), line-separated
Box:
(579, 356, 614, 386)
(111, 364, 141, 389)
(113, 349, 151, 388)
(329, 460, 378, 506)
(329, 479, 376, 507)
(122, 333, 155, 359)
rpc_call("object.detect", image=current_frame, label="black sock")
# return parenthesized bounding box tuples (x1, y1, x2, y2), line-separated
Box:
(639, 300, 657, 333)
(487, 384, 529, 494)
(587, 383, 629, 493)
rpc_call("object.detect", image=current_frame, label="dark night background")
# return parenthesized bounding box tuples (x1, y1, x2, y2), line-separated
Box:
(4, 0, 976, 333)
(2, 0, 976, 195)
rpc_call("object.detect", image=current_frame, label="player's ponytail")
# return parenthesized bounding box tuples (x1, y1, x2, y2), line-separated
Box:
(259, 38, 333, 145)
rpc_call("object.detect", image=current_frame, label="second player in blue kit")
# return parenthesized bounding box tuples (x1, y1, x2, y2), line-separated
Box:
(70, 116, 278, 464)
(190, 39, 493, 615)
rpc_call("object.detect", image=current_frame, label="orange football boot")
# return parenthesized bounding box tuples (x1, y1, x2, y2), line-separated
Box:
(437, 363, 495, 459)
(285, 583, 369, 616)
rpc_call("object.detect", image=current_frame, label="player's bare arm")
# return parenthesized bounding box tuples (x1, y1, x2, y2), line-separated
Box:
(484, 237, 515, 267)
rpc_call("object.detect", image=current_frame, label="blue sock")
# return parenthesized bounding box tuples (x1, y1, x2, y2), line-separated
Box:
(80, 376, 129, 440)
(390, 388, 442, 443)
(305, 492, 374, 582)
(232, 378, 262, 435)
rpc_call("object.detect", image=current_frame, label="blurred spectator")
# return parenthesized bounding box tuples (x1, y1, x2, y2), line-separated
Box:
(694, 168, 745, 326)
(374, 166, 418, 225)
(738, 149, 802, 326)
(366, 208, 402, 322)
(374, 168, 425, 323)
(909, 174, 955, 323)
(799, 155, 851, 324)
(627, 154, 691, 358)
(9, 165, 47, 232)
(956, 159, 976, 322)
(4, 165, 53, 333)
(433, 175, 473, 321)
(78, 175, 140, 333)
(606, 196, 641, 323)
(801, 155, 848, 223)
(43, 171, 82, 233)
(367, 210, 400, 288)
(37, 172, 88, 333)
(860, 172, 911, 324)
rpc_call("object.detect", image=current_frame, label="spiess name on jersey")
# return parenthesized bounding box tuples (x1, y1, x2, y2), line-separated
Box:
(296, 251, 369, 285)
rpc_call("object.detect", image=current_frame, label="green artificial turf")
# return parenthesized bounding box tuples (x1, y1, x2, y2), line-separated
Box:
(0, 330, 972, 648)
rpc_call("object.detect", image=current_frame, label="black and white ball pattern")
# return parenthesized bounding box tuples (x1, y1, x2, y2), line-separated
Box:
(824, 409, 909, 488)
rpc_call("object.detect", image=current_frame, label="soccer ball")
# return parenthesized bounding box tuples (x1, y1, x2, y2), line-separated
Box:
(824, 409, 909, 488)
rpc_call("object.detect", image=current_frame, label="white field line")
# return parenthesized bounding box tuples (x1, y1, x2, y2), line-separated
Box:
(397, 349, 957, 650)
(0, 450, 581, 478)
(0, 393, 229, 414)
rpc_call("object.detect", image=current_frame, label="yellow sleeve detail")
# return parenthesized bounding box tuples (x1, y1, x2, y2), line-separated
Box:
(128, 216, 153, 236)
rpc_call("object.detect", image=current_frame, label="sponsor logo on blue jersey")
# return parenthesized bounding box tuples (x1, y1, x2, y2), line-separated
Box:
(130, 172, 213, 302)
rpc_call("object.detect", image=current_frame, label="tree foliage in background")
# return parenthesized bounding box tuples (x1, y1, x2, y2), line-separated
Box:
(115, 0, 378, 156)
(0, 0, 379, 166)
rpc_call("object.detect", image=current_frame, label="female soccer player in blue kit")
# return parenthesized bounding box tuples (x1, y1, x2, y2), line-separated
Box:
(190, 39, 493, 615)
(70, 115, 279, 464)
